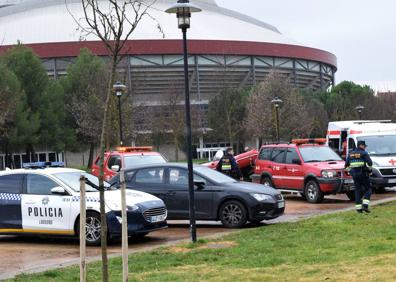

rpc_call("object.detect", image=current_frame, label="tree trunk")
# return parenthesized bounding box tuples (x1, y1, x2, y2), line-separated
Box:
(88, 142, 95, 169)
(174, 136, 179, 162)
(97, 59, 117, 282)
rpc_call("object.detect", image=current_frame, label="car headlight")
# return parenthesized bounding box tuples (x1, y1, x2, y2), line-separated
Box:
(372, 161, 379, 167)
(250, 193, 273, 202)
(321, 170, 337, 178)
(127, 204, 139, 212)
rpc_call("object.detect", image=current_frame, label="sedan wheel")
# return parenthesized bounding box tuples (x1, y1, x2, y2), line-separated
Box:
(219, 200, 247, 228)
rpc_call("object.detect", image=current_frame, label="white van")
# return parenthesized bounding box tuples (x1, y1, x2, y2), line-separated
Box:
(327, 120, 396, 191)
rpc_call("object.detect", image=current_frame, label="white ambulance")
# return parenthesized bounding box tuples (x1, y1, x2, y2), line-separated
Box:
(327, 120, 396, 191)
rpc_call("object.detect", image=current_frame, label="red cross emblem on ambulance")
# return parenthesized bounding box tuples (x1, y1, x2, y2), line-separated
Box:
(389, 159, 396, 166)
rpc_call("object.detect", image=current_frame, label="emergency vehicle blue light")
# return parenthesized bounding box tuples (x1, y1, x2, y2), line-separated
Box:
(22, 162, 65, 168)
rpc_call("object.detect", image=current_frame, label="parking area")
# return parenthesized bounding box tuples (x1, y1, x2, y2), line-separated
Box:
(1, 190, 396, 280)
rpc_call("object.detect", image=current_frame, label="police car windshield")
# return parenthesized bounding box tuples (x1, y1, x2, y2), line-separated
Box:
(124, 155, 166, 167)
(194, 166, 237, 183)
(299, 146, 342, 162)
(53, 172, 109, 192)
(358, 135, 396, 156)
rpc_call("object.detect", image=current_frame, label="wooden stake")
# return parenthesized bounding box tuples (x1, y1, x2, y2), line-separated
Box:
(79, 175, 87, 282)
(120, 169, 129, 281)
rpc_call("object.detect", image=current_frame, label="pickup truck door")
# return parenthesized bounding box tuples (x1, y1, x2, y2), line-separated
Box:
(269, 148, 287, 188)
(283, 148, 304, 190)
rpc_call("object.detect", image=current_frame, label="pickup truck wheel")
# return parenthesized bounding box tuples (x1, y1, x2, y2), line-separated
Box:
(219, 200, 247, 228)
(346, 191, 355, 201)
(304, 180, 324, 203)
(261, 176, 274, 188)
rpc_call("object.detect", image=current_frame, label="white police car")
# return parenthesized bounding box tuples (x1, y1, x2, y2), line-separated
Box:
(0, 162, 167, 245)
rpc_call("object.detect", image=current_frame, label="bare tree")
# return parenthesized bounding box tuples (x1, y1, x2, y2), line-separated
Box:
(68, 1, 161, 280)
(245, 71, 314, 143)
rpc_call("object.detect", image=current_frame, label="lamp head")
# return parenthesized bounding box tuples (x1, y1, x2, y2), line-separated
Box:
(113, 81, 127, 97)
(166, 0, 202, 29)
(271, 97, 283, 108)
(355, 105, 365, 113)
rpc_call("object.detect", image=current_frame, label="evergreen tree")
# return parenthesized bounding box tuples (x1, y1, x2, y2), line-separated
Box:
(62, 48, 108, 167)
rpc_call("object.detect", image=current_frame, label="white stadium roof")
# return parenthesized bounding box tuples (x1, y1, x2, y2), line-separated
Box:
(0, 0, 300, 46)
(0, 0, 337, 95)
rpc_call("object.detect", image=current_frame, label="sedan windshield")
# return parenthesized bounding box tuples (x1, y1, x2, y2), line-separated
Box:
(124, 155, 166, 167)
(357, 135, 396, 156)
(194, 166, 237, 184)
(299, 146, 342, 163)
(53, 172, 109, 192)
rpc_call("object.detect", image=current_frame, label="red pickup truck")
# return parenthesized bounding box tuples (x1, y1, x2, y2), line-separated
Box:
(251, 139, 354, 203)
(91, 146, 167, 181)
(201, 149, 259, 179)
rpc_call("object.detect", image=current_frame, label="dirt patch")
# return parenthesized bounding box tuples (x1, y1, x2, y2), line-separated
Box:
(168, 241, 238, 253)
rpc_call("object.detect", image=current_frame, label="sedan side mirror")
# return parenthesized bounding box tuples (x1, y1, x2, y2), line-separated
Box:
(194, 180, 206, 190)
(292, 158, 302, 165)
(51, 186, 68, 195)
(111, 165, 120, 172)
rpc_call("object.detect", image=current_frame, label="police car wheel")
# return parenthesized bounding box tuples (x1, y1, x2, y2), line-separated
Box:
(219, 200, 247, 228)
(78, 212, 102, 246)
(304, 180, 324, 203)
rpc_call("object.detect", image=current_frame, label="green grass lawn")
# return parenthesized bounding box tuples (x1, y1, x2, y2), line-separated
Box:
(11, 202, 396, 281)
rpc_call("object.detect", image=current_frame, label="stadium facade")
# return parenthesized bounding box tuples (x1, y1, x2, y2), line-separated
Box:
(0, 0, 337, 164)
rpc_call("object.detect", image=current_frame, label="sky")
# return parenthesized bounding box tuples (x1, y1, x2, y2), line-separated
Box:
(216, 0, 396, 92)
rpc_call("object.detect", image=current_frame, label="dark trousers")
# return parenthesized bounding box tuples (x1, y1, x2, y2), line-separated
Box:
(353, 174, 372, 207)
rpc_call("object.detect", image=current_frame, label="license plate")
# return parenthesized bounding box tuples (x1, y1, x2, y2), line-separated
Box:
(344, 179, 354, 184)
(150, 214, 166, 223)
(388, 179, 396, 183)
(278, 201, 285, 208)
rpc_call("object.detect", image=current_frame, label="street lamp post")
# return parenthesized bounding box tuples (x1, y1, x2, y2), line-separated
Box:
(113, 81, 127, 146)
(166, 0, 201, 243)
(271, 97, 283, 143)
(355, 105, 365, 120)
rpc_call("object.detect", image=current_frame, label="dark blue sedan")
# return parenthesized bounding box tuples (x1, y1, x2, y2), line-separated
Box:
(109, 163, 284, 228)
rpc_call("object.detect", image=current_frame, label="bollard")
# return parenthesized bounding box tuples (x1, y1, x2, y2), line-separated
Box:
(120, 169, 129, 281)
(79, 175, 87, 282)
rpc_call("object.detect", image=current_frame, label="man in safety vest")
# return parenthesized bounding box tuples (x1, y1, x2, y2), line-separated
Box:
(216, 147, 243, 180)
(345, 140, 373, 213)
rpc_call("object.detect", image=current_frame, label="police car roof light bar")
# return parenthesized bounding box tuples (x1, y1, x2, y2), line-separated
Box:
(22, 161, 65, 169)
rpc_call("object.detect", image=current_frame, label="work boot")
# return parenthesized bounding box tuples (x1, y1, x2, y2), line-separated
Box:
(363, 205, 371, 213)
(356, 209, 363, 214)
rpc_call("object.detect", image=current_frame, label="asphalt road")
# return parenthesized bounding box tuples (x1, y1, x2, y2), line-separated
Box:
(1, 190, 396, 280)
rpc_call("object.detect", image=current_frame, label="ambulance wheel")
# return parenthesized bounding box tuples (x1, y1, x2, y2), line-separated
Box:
(77, 212, 102, 246)
(261, 176, 274, 188)
(304, 180, 324, 203)
(346, 191, 355, 201)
